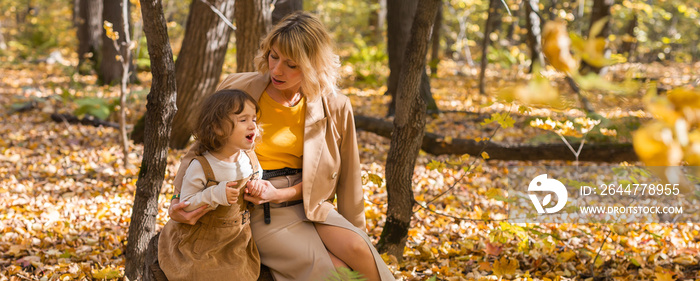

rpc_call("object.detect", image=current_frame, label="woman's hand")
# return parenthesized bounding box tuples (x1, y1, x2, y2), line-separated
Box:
(168, 198, 209, 225)
(244, 180, 279, 204)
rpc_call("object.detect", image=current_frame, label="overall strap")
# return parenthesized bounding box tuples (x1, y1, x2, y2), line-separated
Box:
(244, 150, 260, 180)
(191, 155, 218, 187)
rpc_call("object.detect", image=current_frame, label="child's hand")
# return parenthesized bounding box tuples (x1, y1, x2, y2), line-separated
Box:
(225, 181, 240, 205)
(244, 180, 278, 204)
(245, 179, 264, 197)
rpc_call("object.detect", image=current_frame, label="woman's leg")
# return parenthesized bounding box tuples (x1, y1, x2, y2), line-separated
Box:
(314, 223, 381, 281)
(328, 250, 349, 268)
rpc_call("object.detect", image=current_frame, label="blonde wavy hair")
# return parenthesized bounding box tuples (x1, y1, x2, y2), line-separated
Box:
(254, 11, 340, 101)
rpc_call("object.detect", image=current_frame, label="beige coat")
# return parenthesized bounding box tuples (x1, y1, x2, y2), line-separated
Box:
(173, 72, 366, 229)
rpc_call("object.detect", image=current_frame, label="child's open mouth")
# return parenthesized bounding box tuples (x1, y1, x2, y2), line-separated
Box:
(245, 133, 255, 141)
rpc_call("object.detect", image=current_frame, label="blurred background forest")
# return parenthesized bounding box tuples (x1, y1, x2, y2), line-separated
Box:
(1, 0, 700, 280)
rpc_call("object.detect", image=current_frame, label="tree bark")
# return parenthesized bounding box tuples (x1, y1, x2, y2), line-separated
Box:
(579, 0, 613, 75)
(76, 0, 102, 74)
(125, 0, 177, 279)
(377, 0, 440, 261)
(545, 0, 557, 21)
(368, 0, 387, 42)
(235, 0, 269, 73)
(385, 0, 437, 117)
(168, 0, 236, 149)
(100, 0, 131, 85)
(620, 14, 637, 60)
(271, 0, 302, 25)
(525, 0, 544, 73)
(429, 2, 442, 77)
(355, 115, 637, 162)
(478, 0, 499, 95)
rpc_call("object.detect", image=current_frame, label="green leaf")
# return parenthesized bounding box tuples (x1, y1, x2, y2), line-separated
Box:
(324, 267, 366, 281)
(74, 97, 112, 120)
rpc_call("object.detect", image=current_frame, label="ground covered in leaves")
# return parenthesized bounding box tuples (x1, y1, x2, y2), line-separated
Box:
(1, 58, 700, 280)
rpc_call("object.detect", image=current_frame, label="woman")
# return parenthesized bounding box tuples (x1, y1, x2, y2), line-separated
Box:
(168, 11, 394, 281)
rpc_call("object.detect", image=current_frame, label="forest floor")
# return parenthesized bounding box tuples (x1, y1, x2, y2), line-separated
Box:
(1, 57, 700, 280)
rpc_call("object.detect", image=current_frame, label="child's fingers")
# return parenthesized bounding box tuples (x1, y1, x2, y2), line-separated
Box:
(226, 181, 238, 187)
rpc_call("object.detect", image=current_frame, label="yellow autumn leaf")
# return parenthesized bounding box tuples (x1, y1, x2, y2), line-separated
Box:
(485, 188, 502, 200)
(493, 256, 518, 277)
(542, 20, 578, 74)
(666, 87, 700, 112)
(498, 72, 560, 107)
(557, 250, 576, 263)
(633, 122, 683, 166)
(654, 271, 674, 281)
(672, 255, 696, 266)
(481, 152, 490, 160)
(103, 21, 119, 41)
(91, 267, 121, 279)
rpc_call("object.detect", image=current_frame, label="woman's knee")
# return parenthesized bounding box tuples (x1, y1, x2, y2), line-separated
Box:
(345, 235, 371, 257)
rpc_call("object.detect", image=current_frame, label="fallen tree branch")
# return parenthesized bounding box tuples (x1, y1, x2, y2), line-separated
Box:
(50, 113, 120, 129)
(355, 115, 638, 162)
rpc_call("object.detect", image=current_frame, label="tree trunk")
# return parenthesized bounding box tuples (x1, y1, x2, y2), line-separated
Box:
(271, 0, 302, 25)
(168, 0, 236, 149)
(385, 0, 437, 117)
(368, 0, 387, 42)
(478, 0, 499, 95)
(545, 0, 557, 21)
(125, 0, 177, 279)
(77, 0, 103, 74)
(100, 0, 131, 85)
(428, 2, 442, 77)
(377, 0, 440, 260)
(525, 0, 544, 73)
(235, 0, 269, 73)
(620, 14, 637, 60)
(355, 115, 637, 162)
(579, 0, 613, 75)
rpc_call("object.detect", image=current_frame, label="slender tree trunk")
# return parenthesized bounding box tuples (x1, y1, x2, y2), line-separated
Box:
(546, 0, 557, 21)
(100, 0, 131, 85)
(377, 0, 441, 260)
(77, 0, 103, 74)
(117, 0, 132, 167)
(620, 14, 637, 61)
(429, 2, 442, 77)
(525, 0, 544, 72)
(579, 0, 613, 75)
(386, 0, 437, 117)
(125, 0, 177, 279)
(271, 0, 302, 25)
(235, 0, 269, 73)
(478, 0, 499, 95)
(168, 0, 236, 149)
(369, 0, 387, 43)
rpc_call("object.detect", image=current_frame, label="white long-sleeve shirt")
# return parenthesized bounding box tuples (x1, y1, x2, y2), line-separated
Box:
(181, 151, 262, 212)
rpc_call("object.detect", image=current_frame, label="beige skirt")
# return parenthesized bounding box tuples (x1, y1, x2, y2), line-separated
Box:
(251, 173, 395, 281)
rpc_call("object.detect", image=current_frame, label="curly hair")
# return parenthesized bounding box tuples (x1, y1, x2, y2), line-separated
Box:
(254, 11, 340, 101)
(193, 90, 259, 155)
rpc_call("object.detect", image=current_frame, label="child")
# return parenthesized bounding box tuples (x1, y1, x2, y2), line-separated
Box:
(158, 89, 263, 281)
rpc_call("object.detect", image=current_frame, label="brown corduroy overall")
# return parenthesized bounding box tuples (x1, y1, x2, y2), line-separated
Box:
(157, 151, 261, 281)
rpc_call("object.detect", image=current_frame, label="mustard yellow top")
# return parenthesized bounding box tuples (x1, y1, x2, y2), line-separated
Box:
(256, 91, 306, 170)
